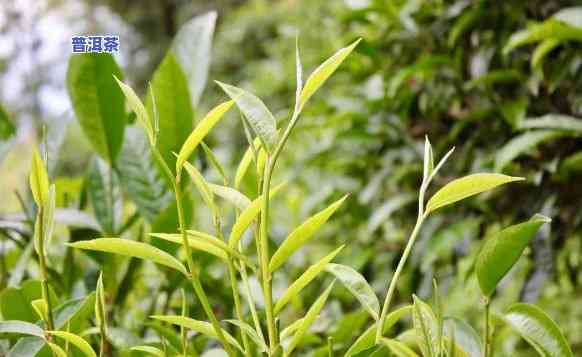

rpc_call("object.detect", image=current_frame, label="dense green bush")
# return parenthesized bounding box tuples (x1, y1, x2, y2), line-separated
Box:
(1, 1, 581, 356)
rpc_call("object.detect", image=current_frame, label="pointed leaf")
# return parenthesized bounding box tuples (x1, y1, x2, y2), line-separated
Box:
(68, 238, 188, 276)
(286, 281, 335, 356)
(114, 77, 154, 146)
(503, 303, 573, 357)
(275, 246, 344, 315)
(67, 53, 125, 163)
(476, 215, 551, 297)
(426, 173, 524, 214)
(130, 345, 165, 357)
(216, 81, 278, 151)
(299, 39, 361, 111)
(325, 262, 379, 320)
(270, 195, 348, 272)
(228, 182, 286, 247)
(495, 131, 567, 172)
(224, 319, 268, 352)
(30, 148, 49, 206)
(176, 100, 234, 176)
(150, 315, 242, 353)
(48, 331, 97, 357)
(0, 321, 44, 338)
(518, 114, 582, 133)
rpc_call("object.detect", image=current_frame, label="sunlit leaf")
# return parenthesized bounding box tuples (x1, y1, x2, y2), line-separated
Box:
(68, 238, 188, 276)
(298, 39, 361, 111)
(518, 114, 582, 133)
(48, 342, 67, 357)
(175, 100, 234, 176)
(234, 137, 263, 190)
(476, 215, 550, 297)
(48, 331, 97, 357)
(503, 303, 573, 357)
(114, 77, 154, 146)
(270, 195, 348, 272)
(0, 321, 44, 338)
(274, 246, 344, 315)
(183, 161, 216, 214)
(224, 319, 268, 352)
(130, 345, 165, 357)
(532, 39, 560, 70)
(325, 262, 379, 320)
(379, 338, 420, 357)
(426, 173, 524, 214)
(29, 148, 49, 207)
(208, 183, 251, 210)
(286, 281, 335, 356)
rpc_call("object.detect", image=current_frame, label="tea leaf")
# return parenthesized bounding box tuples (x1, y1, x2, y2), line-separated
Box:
(48, 331, 97, 357)
(67, 53, 125, 163)
(444, 317, 482, 357)
(412, 295, 440, 357)
(175, 100, 234, 176)
(201, 141, 228, 184)
(345, 305, 412, 356)
(216, 81, 278, 151)
(269, 195, 348, 272)
(0, 320, 45, 338)
(425, 173, 524, 214)
(31, 299, 48, 321)
(532, 39, 560, 69)
(325, 262, 379, 320)
(518, 114, 582, 133)
(150, 315, 243, 353)
(286, 281, 335, 356)
(379, 338, 420, 357)
(48, 342, 67, 357)
(29, 148, 49, 206)
(476, 215, 550, 297)
(502, 303, 573, 357)
(183, 161, 216, 213)
(274, 246, 344, 315)
(224, 319, 268, 352)
(146, 52, 193, 167)
(68, 238, 188, 276)
(130, 346, 165, 357)
(172, 11, 216, 106)
(114, 77, 154, 146)
(95, 272, 106, 330)
(228, 181, 286, 247)
(495, 130, 567, 172)
(151, 233, 226, 260)
(86, 157, 122, 234)
(299, 39, 361, 111)
(234, 137, 262, 189)
(208, 183, 251, 210)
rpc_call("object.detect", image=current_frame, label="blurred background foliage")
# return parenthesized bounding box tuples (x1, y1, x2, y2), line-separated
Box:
(1, 0, 582, 355)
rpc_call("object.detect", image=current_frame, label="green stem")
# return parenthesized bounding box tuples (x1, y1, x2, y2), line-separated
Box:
(151, 147, 234, 356)
(181, 289, 188, 356)
(36, 206, 55, 332)
(376, 213, 426, 341)
(483, 300, 490, 357)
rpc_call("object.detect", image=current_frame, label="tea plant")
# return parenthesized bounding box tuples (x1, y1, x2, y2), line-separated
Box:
(0, 13, 575, 357)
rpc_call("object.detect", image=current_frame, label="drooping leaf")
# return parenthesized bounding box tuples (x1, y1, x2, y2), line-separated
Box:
(146, 52, 193, 167)
(444, 317, 482, 357)
(216, 81, 278, 151)
(30, 148, 49, 207)
(66, 53, 125, 163)
(379, 338, 420, 357)
(425, 173, 524, 214)
(269, 195, 348, 272)
(325, 262, 379, 320)
(172, 11, 216, 106)
(274, 246, 344, 315)
(224, 319, 268, 352)
(298, 39, 361, 111)
(504, 20, 582, 54)
(286, 281, 335, 356)
(495, 130, 567, 172)
(117, 126, 172, 222)
(0, 321, 45, 338)
(48, 331, 97, 357)
(47, 343, 67, 357)
(532, 39, 560, 70)
(518, 114, 582, 133)
(68, 238, 188, 276)
(86, 157, 122, 234)
(208, 183, 251, 211)
(130, 345, 165, 357)
(476, 215, 551, 297)
(175, 100, 234, 176)
(114, 77, 154, 146)
(150, 315, 243, 353)
(228, 182, 286, 247)
(503, 303, 573, 357)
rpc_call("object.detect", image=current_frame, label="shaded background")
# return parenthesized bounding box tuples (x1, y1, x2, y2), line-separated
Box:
(1, 0, 581, 355)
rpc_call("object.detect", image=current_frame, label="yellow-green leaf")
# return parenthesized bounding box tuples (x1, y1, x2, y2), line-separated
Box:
(183, 161, 216, 213)
(95, 272, 106, 330)
(48, 342, 68, 357)
(48, 330, 97, 357)
(68, 238, 188, 276)
(380, 338, 420, 357)
(234, 137, 262, 189)
(209, 183, 251, 210)
(269, 195, 348, 272)
(228, 182, 286, 247)
(503, 303, 573, 357)
(426, 173, 524, 214)
(130, 345, 165, 357)
(275, 246, 344, 315)
(31, 299, 48, 321)
(175, 100, 234, 176)
(298, 39, 361, 111)
(150, 315, 243, 353)
(114, 77, 154, 146)
(30, 148, 49, 206)
(476, 215, 550, 297)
